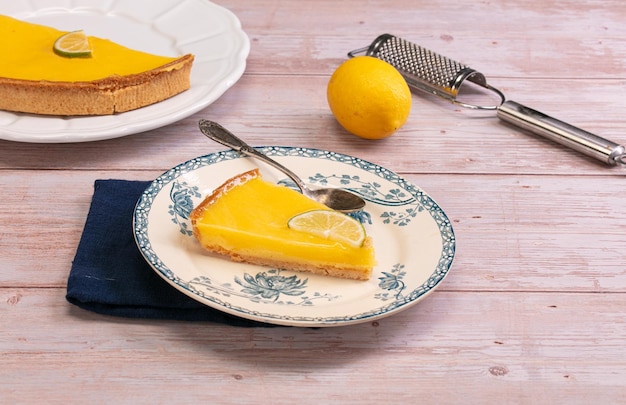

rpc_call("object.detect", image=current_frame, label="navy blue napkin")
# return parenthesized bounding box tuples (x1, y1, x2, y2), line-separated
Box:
(66, 179, 271, 327)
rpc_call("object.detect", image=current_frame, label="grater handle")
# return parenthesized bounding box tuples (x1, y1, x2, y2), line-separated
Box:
(497, 100, 626, 166)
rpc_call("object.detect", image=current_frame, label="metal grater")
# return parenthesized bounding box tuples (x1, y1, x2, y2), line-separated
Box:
(349, 33, 626, 166)
(349, 33, 503, 108)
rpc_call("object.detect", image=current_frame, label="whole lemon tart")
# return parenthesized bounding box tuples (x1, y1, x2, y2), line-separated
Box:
(0, 15, 194, 116)
(190, 169, 376, 281)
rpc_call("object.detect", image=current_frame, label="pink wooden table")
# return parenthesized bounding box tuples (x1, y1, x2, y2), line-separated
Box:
(1, 0, 625, 403)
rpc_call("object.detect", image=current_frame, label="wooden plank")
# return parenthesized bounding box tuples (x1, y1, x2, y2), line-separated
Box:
(1, 288, 625, 403)
(0, 77, 624, 174)
(1, 170, 624, 292)
(225, 0, 626, 78)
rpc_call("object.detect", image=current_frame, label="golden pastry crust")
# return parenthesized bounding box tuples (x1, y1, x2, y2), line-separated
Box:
(197, 237, 374, 281)
(0, 54, 193, 116)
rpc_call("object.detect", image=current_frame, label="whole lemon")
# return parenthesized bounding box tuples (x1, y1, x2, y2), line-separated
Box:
(327, 56, 411, 140)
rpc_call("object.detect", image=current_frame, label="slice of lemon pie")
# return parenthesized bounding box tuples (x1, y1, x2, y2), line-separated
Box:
(0, 15, 193, 116)
(190, 169, 376, 280)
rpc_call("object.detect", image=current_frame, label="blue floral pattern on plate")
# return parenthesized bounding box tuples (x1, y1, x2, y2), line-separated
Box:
(168, 180, 201, 236)
(134, 147, 456, 327)
(184, 269, 341, 306)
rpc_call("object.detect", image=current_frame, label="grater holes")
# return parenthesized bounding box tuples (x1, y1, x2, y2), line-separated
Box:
(355, 34, 504, 109)
(374, 36, 468, 90)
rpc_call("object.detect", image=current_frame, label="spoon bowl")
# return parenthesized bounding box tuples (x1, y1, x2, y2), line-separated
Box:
(198, 120, 366, 213)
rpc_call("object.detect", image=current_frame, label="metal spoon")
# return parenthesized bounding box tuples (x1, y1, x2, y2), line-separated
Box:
(198, 120, 366, 213)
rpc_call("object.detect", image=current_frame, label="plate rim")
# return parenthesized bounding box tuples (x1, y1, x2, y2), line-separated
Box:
(133, 147, 456, 327)
(0, 0, 249, 143)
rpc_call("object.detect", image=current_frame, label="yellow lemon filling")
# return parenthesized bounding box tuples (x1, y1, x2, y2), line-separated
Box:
(0, 15, 179, 82)
(191, 170, 376, 280)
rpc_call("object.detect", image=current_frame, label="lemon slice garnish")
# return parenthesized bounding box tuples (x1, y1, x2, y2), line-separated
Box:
(287, 209, 366, 248)
(53, 30, 92, 58)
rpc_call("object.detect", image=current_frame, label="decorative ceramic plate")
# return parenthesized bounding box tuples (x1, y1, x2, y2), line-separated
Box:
(0, 0, 249, 143)
(134, 148, 456, 327)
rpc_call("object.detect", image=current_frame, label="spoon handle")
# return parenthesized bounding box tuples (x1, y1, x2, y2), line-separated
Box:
(198, 120, 308, 191)
(198, 119, 252, 152)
